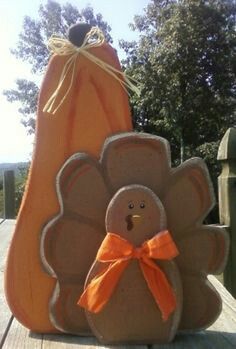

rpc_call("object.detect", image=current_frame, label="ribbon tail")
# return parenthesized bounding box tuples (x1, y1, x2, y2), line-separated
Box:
(43, 53, 77, 114)
(78, 259, 129, 313)
(140, 258, 177, 321)
(82, 50, 140, 97)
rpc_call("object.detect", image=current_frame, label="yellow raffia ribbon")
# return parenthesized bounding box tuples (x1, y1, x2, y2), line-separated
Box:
(43, 26, 140, 115)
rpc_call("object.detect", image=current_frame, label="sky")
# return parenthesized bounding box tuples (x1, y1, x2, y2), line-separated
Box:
(0, 0, 150, 163)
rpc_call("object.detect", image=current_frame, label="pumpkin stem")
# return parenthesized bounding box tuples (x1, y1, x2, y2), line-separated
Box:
(68, 23, 92, 48)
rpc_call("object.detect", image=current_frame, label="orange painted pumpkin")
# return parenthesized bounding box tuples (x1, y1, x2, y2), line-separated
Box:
(4, 25, 132, 332)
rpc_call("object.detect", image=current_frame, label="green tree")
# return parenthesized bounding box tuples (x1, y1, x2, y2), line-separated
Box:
(4, 0, 112, 134)
(121, 0, 236, 166)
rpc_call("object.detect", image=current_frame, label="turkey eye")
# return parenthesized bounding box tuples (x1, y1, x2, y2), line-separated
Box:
(128, 203, 134, 209)
(140, 202, 145, 209)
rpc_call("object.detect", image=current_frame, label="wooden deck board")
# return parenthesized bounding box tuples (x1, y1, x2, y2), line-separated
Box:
(2, 318, 42, 349)
(0, 220, 15, 345)
(42, 334, 148, 349)
(208, 275, 236, 333)
(153, 331, 236, 349)
(0, 220, 15, 272)
(0, 220, 236, 348)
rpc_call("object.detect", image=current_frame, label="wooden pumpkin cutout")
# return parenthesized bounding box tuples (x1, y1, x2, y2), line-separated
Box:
(5, 24, 132, 333)
(41, 132, 229, 341)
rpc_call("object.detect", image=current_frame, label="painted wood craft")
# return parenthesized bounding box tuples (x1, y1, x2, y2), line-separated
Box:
(41, 132, 229, 344)
(4, 19, 229, 344)
(4, 23, 132, 333)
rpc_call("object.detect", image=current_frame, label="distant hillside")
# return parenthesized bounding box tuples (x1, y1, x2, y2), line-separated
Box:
(0, 162, 29, 177)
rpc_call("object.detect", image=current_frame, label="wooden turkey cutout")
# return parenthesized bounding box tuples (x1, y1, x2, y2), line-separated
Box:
(81, 184, 182, 344)
(41, 132, 229, 343)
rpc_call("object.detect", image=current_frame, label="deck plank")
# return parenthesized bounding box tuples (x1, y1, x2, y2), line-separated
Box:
(208, 275, 236, 332)
(153, 331, 236, 349)
(0, 220, 15, 271)
(2, 323, 236, 349)
(42, 334, 148, 349)
(0, 220, 15, 345)
(0, 218, 43, 348)
(2, 318, 42, 349)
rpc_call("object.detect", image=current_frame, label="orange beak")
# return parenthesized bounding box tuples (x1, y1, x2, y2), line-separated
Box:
(131, 214, 142, 227)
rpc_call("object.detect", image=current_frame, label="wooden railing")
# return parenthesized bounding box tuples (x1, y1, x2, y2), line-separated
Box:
(218, 127, 236, 297)
(1, 170, 15, 219)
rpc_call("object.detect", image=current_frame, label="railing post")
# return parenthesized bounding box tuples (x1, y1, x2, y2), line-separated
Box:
(218, 127, 236, 296)
(3, 170, 15, 219)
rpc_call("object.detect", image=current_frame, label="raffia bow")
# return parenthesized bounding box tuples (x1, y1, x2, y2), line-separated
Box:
(43, 26, 140, 115)
(78, 231, 179, 321)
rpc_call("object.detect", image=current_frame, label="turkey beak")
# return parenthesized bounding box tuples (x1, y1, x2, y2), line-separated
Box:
(131, 214, 142, 227)
(126, 214, 142, 231)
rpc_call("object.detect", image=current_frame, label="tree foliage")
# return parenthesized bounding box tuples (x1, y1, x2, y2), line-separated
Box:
(121, 0, 236, 166)
(4, 0, 112, 134)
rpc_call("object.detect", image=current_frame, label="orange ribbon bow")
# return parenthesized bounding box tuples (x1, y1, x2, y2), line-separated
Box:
(78, 230, 179, 321)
